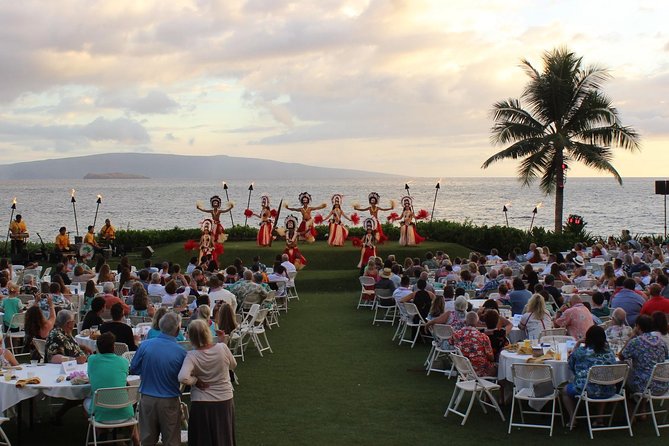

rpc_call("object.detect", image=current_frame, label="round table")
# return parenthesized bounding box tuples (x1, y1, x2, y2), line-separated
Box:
(498, 347, 572, 385)
(0, 363, 91, 413)
(76, 327, 147, 352)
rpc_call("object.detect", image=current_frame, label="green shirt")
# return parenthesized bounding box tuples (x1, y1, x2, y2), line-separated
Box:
(0, 297, 23, 329)
(88, 353, 134, 422)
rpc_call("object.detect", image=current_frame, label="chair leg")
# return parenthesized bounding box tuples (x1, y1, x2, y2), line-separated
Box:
(570, 398, 582, 430)
(549, 396, 556, 437)
(445, 386, 459, 418)
(461, 391, 477, 425)
(584, 399, 593, 440)
(622, 398, 634, 437)
(650, 398, 660, 437)
(508, 394, 516, 434)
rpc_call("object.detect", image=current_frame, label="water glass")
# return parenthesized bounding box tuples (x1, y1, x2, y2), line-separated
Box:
(30, 359, 38, 367)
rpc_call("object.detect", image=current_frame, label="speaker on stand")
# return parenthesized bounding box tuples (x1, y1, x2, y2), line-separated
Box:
(142, 246, 154, 259)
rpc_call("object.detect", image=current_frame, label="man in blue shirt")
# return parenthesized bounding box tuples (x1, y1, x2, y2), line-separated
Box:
(130, 312, 186, 446)
(610, 278, 646, 326)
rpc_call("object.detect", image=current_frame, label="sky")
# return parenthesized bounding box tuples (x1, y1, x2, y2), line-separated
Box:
(0, 0, 667, 177)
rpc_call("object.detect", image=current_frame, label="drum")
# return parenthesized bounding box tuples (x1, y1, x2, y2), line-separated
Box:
(79, 243, 95, 261)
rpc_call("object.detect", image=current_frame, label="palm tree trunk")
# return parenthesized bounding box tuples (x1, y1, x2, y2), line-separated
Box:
(555, 155, 564, 233)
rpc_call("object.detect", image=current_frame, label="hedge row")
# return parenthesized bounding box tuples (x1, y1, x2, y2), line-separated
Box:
(110, 220, 592, 256)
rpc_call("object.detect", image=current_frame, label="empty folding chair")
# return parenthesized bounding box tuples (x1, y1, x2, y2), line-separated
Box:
(85, 386, 140, 446)
(508, 363, 563, 436)
(286, 271, 299, 301)
(445, 353, 505, 425)
(425, 324, 456, 376)
(7, 313, 26, 355)
(357, 276, 376, 309)
(372, 289, 396, 325)
(113, 342, 129, 356)
(539, 328, 567, 338)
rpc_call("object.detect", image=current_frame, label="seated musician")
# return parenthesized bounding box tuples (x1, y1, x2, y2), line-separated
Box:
(98, 219, 116, 254)
(54, 226, 72, 261)
(83, 225, 103, 256)
(9, 214, 28, 256)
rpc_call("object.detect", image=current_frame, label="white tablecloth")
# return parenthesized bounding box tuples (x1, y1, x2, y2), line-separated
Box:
(498, 349, 572, 385)
(75, 327, 147, 352)
(0, 363, 91, 413)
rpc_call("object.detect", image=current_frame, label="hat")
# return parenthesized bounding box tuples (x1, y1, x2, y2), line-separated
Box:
(573, 255, 585, 267)
(380, 268, 392, 279)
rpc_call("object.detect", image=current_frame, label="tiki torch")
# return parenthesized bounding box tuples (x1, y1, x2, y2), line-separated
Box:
(4, 198, 16, 256)
(430, 179, 441, 222)
(93, 194, 102, 228)
(222, 182, 234, 226)
(244, 183, 254, 226)
(404, 182, 411, 197)
(71, 189, 79, 236)
(528, 202, 542, 232)
(503, 202, 510, 227)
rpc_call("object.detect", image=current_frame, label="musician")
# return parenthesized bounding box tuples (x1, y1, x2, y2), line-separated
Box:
(54, 226, 72, 262)
(83, 225, 104, 257)
(98, 219, 116, 254)
(9, 214, 28, 256)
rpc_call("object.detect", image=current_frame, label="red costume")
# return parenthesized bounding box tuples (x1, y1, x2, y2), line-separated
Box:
(285, 192, 326, 243)
(283, 215, 307, 269)
(246, 195, 274, 247)
(398, 196, 424, 246)
(353, 192, 394, 244)
(357, 218, 378, 268)
(325, 194, 350, 247)
(195, 195, 233, 261)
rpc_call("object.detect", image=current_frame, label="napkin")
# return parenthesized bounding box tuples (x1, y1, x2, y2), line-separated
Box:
(15, 377, 41, 388)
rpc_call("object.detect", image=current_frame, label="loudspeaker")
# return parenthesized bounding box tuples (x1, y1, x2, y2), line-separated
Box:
(142, 246, 154, 259)
(656, 180, 669, 195)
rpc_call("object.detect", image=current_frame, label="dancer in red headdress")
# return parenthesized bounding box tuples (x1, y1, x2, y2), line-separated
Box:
(245, 195, 274, 247)
(353, 192, 395, 244)
(282, 215, 307, 269)
(324, 194, 351, 247)
(357, 218, 378, 268)
(397, 196, 424, 246)
(285, 192, 326, 243)
(195, 195, 233, 261)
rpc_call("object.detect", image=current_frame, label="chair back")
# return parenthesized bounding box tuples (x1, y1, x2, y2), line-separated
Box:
(359, 276, 376, 288)
(149, 295, 163, 304)
(17, 294, 34, 305)
(113, 342, 129, 356)
(539, 328, 566, 338)
(645, 362, 669, 391)
(93, 386, 140, 411)
(403, 302, 420, 317)
(375, 288, 393, 298)
(274, 281, 287, 297)
(586, 364, 628, 387)
(10, 313, 25, 330)
(561, 285, 576, 294)
(511, 363, 553, 388)
(178, 340, 192, 350)
(122, 351, 136, 363)
(431, 324, 453, 342)
(576, 279, 596, 290)
(450, 353, 478, 381)
(254, 308, 269, 327)
(539, 335, 575, 344)
(288, 271, 298, 281)
(32, 338, 46, 360)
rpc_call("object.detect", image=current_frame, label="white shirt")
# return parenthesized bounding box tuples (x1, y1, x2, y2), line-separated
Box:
(281, 261, 296, 274)
(392, 287, 412, 303)
(209, 287, 237, 313)
(147, 283, 165, 296)
(186, 263, 197, 274)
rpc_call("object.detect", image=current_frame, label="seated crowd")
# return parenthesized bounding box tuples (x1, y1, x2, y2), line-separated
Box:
(360, 237, 669, 419)
(0, 251, 295, 446)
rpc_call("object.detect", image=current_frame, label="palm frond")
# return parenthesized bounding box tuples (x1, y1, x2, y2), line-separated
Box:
(568, 142, 623, 184)
(579, 124, 641, 151)
(517, 146, 554, 188)
(481, 139, 547, 169)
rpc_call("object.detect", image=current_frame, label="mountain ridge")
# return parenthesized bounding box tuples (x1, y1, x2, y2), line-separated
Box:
(0, 153, 398, 180)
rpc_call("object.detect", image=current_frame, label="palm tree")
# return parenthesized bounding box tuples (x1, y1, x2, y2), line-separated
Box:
(482, 47, 640, 233)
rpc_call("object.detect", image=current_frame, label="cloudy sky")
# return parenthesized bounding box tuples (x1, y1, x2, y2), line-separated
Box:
(0, 0, 667, 177)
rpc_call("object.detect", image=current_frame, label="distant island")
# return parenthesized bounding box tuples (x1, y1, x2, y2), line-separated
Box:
(84, 172, 150, 179)
(0, 153, 398, 180)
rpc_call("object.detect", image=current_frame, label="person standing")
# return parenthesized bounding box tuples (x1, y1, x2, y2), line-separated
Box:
(179, 319, 237, 446)
(9, 214, 27, 256)
(130, 312, 186, 446)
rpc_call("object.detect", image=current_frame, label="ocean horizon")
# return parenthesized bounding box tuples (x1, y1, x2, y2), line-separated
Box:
(0, 176, 665, 242)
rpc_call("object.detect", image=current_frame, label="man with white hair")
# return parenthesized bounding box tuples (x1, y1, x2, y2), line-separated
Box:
(130, 312, 186, 446)
(147, 272, 166, 296)
(101, 281, 130, 315)
(605, 308, 633, 352)
(449, 311, 497, 376)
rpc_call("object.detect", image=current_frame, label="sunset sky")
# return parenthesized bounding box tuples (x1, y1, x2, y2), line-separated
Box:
(0, 0, 667, 177)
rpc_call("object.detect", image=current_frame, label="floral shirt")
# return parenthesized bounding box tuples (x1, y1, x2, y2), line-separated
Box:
(447, 311, 467, 331)
(605, 325, 633, 352)
(620, 332, 669, 394)
(567, 346, 617, 398)
(230, 280, 268, 306)
(39, 293, 71, 318)
(45, 327, 85, 362)
(455, 280, 476, 291)
(450, 326, 496, 377)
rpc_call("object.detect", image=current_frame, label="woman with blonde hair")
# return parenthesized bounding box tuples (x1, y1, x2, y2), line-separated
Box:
(518, 293, 553, 340)
(179, 319, 237, 446)
(216, 303, 238, 335)
(196, 304, 218, 337)
(425, 295, 468, 331)
(597, 262, 616, 288)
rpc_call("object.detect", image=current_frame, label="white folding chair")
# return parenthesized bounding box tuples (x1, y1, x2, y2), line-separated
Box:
(508, 363, 563, 436)
(425, 324, 456, 377)
(397, 302, 427, 348)
(631, 362, 669, 436)
(85, 386, 139, 446)
(539, 335, 575, 345)
(113, 342, 129, 356)
(263, 291, 280, 329)
(272, 282, 289, 313)
(539, 328, 567, 338)
(392, 302, 409, 342)
(445, 353, 505, 425)
(7, 313, 26, 355)
(248, 308, 273, 356)
(357, 276, 376, 309)
(32, 338, 47, 363)
(570, 364, 632, 439)
(122, 351, 136, 364)
(0, 417, 10, 446)
(372, 289, 396, 325)
(286, 271, 299, 301)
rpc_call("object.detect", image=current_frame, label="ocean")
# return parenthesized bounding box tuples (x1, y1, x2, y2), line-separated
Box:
(0, 177, 664, 242)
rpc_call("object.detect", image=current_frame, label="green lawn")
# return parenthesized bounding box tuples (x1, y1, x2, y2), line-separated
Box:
(4, 241, 664, 444)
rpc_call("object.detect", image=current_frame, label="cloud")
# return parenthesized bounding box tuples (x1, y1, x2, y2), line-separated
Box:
(82, 117, 150, 143)
(96, 90, 179, 114)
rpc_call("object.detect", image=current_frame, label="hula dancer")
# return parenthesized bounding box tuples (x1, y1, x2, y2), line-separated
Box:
(196, 195, 234, 245)
(285, 192, 326, 243)
(324, 194, 351, 247)
(353, 192, 395, 243)
(398, 196, 424, 246)
(245, 195, 274, 247)
(357, 218, 377, 268)
(283, 215, 307, 269)
(198, 220, 216, 263)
